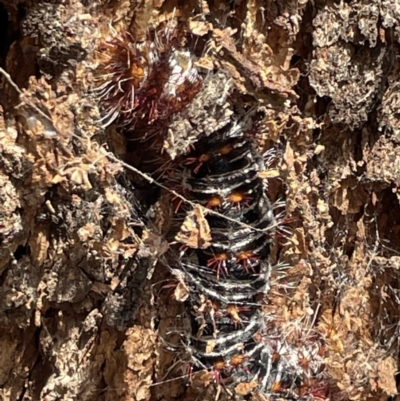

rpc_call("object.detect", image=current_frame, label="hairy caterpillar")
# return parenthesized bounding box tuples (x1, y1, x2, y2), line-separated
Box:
(94, 18, 329, 401)
(167, 120, 328, 400)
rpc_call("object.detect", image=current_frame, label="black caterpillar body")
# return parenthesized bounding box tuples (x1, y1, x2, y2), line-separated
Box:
(172, 121, 274, 389)
(181, 122, 274, 367)
(170, 121, 326, 399)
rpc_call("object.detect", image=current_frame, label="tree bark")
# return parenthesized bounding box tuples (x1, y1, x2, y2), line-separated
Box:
(0, 0, 399, 400)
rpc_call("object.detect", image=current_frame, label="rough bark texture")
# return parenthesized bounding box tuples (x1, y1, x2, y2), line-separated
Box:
(0, 0, 400, 400)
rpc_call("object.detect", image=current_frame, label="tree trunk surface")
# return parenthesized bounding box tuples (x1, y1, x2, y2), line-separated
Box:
(0, 0, 399, 400)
